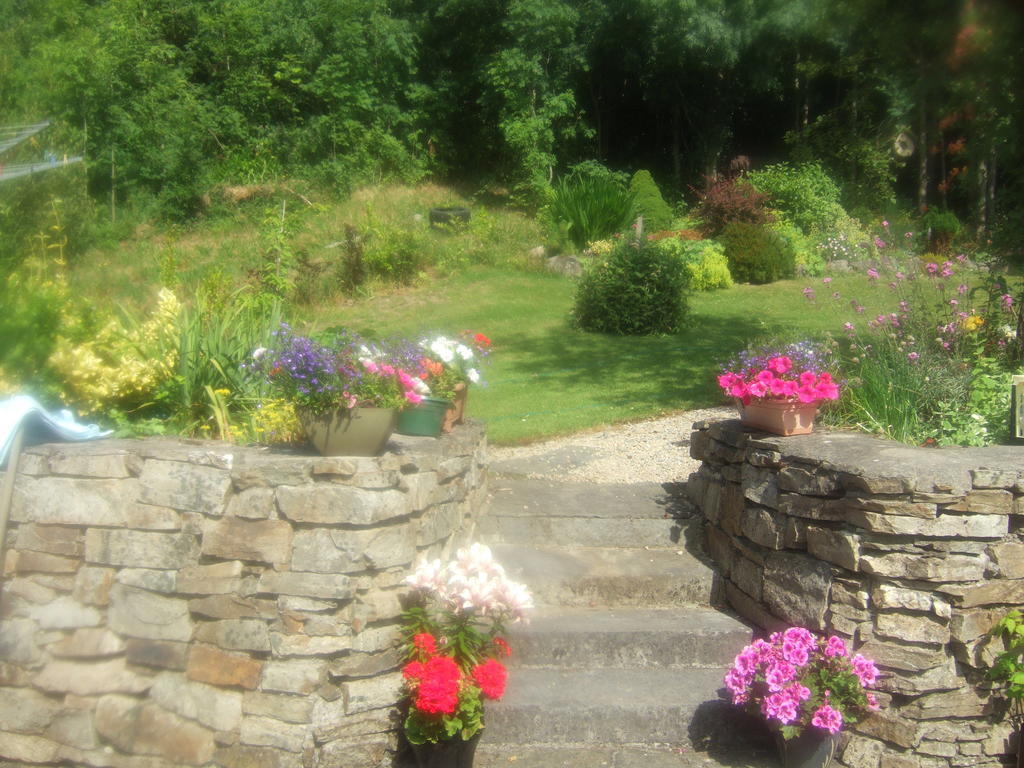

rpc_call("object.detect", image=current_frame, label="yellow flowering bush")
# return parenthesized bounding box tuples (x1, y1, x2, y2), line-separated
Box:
(49, 288, 181, 416)
(249, 397, 304, 444)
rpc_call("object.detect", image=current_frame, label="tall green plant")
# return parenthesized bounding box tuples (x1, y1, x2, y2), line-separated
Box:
(547, 175, 636, 251)
(165, 292, 282, 435)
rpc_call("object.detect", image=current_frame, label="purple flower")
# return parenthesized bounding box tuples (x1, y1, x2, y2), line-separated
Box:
(866, 268, 879, 280)
(1002, 294, 1014, 310)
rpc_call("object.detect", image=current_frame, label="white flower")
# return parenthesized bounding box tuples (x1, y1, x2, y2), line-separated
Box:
(252, 347, 267, 360)
(429, 338, 456, 363)
(467, 368, 480, 384)
(456, 344, 473, 361)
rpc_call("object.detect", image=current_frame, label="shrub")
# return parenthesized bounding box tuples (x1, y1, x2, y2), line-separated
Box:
(629, 170, 674, 232)
(573, 237, 688, 335)
(365, 228, 425, 285)
(771, 221, 824, 276)
(920, 209, 962, 253)
(546, 174, 637, 252)
(653, 238, 733, 291)
(746, 162, 845, 235)
(694, 177, 771, 237)
(719, 222, 796, 284)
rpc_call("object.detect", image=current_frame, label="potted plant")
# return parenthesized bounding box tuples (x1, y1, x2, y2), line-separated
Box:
(985, 609, 1024, 768)
(401, 543, 532, 768)
(250, 325, 425, 456)
(724, 628, 882, 768)
(717, 341, 840, 435)
(410, 332, 491, 434)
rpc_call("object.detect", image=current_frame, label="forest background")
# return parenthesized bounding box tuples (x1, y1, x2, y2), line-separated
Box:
(2, 0, 1023, 261)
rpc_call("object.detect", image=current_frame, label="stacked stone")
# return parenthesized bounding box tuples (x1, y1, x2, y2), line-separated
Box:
(0, 425, 488, 768)
(689, 419, 1022, 768)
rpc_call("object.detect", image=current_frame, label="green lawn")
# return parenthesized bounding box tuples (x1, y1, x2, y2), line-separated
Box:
(65, 184, 952, 446)
(310, 265, 885, 444)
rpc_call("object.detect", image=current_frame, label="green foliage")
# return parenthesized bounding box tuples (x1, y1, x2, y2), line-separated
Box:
(920, 208, 962, 253)
(365, 228, 425, 286)
(719, 221, 795, 285)
(927, 350, 1011, 446)
(653, 238, 733, 291)
(573, 237, 688, 335)
(987, 609, 1024, 720)
(770, 221, 824, 276)
(746, 162, 845, 235)
(629, 170, 673, 232)
(545, 174, 636, 252)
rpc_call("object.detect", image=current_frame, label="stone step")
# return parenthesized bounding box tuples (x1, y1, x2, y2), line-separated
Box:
(481, 479, 699, 549)
(493, 544, 720, 608)
(472, 744, 777, 768)
(505, 606, 753, 669)
(482, 668, 767, 751)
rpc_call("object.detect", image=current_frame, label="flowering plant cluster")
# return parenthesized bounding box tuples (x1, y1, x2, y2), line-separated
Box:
(402, 544, 532, 744)
(413, 331, 492, 401)
(725, 628, 881, 740)
(250, 325, 424, 413)
(718, 341, 840, 406)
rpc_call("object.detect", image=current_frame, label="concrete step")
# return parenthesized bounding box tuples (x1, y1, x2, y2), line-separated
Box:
(506, 606, 752, 669)
(482, 479, 700, 549)
(472, 744, 777, 768)
(482, 668, 767, 751)
(493, 544, 720, 608)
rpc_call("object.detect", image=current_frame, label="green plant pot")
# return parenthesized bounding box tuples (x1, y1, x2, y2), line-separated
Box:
(297, 407, 397, 456)
(396, 398, 451, 437)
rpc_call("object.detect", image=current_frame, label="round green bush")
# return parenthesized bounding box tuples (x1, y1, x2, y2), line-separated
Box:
(573, 238, 689, 335)
(770, 221, 823, 276)
(629, 170, 674, 232)
(746, 162, 844, 235)
(719, 221, 796, 284)
(653, 238, 733, 291)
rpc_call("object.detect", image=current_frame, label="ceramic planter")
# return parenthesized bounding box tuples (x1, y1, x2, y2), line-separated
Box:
(396, 398, 451, 437)
(298, 407, 397, 456)
(737, 399, 820, 436)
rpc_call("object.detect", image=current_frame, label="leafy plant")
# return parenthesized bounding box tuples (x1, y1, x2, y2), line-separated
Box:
(747, 162, 845, 235)
(401, 544, 531, 744)
(986, 609, 1024, 723)
(573, 237, 689, 335)
(629, 170, 674, 232)
(920, 209, 962, 253)
(546, 174, 636, 252)
(719, 221, 795, 284)
(694, 177, 771, 237)
(653, 238, 733, 291)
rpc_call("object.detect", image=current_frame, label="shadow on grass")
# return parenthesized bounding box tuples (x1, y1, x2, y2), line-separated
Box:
(494, 311, 766, 412)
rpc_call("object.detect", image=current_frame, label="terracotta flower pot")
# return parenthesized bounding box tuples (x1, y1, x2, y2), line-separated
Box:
(442, 382, 468, 433)
(737, 399, 820, 436)
(297, 407, 397, 456)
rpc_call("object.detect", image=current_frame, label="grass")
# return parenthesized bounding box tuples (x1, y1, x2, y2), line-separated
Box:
(65, 183, 980, 445)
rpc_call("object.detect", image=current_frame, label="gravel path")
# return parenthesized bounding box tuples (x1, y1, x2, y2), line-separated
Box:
(488, 407, 735, 484)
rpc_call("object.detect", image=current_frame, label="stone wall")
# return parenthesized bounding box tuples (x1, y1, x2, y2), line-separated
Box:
(689, 419, 1022, 768)
(0, 424, 488, 768)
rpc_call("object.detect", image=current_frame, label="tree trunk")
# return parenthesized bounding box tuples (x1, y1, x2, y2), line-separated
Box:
(917, 97, 928, 212)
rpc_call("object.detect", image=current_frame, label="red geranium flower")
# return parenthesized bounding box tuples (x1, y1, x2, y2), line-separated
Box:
(472, 658, 508, 700)
(412, 632, 438, 656)
(474, 332, 491, 347)
(493, 637, 512, 657)
(402, 660, 425, 681)
(414, 656, 462, 715)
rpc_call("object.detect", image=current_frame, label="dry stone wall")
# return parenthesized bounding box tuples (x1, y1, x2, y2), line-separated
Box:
(689, 419, 1023, 768)
(0, 424, 488, 768)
